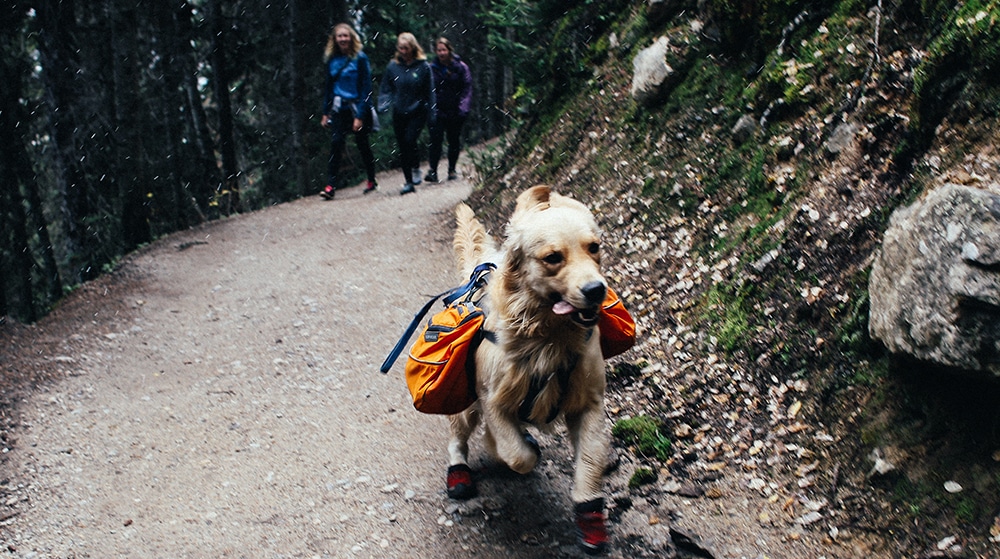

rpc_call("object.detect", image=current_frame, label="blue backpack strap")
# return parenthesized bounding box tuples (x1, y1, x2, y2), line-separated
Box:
(379, 288, 449, 373)
(443, 262, 495, 305)
(380, 262, 496, 374)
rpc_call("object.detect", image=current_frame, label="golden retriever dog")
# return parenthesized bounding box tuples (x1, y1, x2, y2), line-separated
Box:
(447, 185, 611, 554)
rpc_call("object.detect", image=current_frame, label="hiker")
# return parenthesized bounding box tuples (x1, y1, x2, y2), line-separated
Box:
(378, 32, 436, 196)
(425, 37, 472, 183)
(320, 23, 378, 199)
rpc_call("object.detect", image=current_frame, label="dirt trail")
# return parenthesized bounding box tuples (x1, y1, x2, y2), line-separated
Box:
(0, 166, 847, 558)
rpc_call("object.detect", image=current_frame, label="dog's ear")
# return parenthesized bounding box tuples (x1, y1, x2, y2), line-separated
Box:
(501, 243, 525, 290)
(514, 185, 552, 214)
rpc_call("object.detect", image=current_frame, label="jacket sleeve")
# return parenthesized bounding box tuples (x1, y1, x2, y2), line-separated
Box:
(321, 61, 334, 115)
(426, 62, 437, 122)
(355, 55, 372, 120)
(458, 61, 473, 117)
(377, 63, 394, 113)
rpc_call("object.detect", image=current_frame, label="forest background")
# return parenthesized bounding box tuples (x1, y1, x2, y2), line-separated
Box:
(0, 0, 541, 322)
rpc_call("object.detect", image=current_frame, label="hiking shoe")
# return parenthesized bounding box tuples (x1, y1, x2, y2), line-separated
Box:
(446, 464, 477, 500)
(574, 499, 608, 555)
(320, 184, 335, 199)
(400, 183, 416, 195)
(447, 171, 459, 181)
(363, 180, 378, 194)
(412, 168, 422, 185)
(425, 170, 439, 183)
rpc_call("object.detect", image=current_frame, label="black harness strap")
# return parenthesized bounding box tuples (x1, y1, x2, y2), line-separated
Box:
(517, 354, 578, 424)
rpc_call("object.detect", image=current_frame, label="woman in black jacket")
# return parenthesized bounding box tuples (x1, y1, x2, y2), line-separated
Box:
(378, 32, 436, 195)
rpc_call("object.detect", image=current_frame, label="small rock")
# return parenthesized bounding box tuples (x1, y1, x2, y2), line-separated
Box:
(662, 480, 682, 493)
(796, 511, 822, 525)
(676, 483, 704, 498)
(936, 535, 959, 550)
(943, 481, 963, 493)
(731, 114, 757, 144)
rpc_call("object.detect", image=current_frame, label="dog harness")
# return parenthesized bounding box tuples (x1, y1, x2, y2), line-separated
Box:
(517, 353, 579, 423)
(479, 328, 589, 424)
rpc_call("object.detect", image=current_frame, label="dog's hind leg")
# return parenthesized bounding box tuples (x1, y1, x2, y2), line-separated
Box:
(446, 408, 480, 499)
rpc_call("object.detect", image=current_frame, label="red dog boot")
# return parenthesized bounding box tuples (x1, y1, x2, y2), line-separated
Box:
(575, 498, 608, 555)
(446, 464, 476, 500)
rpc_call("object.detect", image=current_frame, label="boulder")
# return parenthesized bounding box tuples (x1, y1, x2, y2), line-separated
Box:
(731, 114, 757, 144)
(824, 121, 859, 156)
(631, 37, 674, 106)
(869, 183, 1000, 377)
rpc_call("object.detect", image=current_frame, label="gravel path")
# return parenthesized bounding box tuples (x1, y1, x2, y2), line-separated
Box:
(0, 166, 852, 558)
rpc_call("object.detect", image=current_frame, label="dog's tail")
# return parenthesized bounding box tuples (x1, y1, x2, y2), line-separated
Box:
(454, 203, 496, 280)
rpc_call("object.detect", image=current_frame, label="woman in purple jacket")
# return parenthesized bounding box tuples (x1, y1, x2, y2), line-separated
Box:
(425, 37, 472, 183)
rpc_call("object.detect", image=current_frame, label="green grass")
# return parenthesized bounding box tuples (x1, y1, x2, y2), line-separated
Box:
(628, 467, 658, 488)
(612, 415, 672, 461)
(702, 283, 752, 354)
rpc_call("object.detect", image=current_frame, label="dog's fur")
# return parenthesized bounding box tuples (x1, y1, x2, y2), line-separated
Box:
(449, 185, 610, 506)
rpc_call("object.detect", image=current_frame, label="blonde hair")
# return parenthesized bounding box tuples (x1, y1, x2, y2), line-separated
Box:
(324, 23, 362, 62)
(393, 32, 426, 62)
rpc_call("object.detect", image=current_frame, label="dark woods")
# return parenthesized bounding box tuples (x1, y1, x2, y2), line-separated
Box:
(0, 0, 538, 323)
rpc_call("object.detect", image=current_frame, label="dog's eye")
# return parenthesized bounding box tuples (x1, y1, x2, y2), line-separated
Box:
(588, 242, 600, 255)
(542, 252, 564, 265)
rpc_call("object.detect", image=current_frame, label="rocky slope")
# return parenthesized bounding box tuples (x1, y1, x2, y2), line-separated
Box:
(465, 2, 1000, 557)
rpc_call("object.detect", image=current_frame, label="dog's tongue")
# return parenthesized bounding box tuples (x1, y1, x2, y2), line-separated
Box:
(552, 301, 576, 315)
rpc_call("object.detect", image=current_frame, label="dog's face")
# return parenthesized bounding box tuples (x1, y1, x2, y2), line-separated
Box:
(503, 186, 607, 325)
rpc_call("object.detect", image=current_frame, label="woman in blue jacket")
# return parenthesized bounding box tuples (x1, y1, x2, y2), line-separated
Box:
(379, 32, 436, 195)
(320, 23, 377, 199)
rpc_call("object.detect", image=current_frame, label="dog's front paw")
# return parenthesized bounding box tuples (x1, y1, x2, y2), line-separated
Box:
(503, 435, 541, 474)
(575, 498, 608, 555)
(446, 464, 477, 500)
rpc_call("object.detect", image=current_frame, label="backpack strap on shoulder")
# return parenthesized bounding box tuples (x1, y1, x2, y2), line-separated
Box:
(380, 262, 496, 374)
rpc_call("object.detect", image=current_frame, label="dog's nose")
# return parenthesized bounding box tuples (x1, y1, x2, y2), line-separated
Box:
(581, 281, 606, 307)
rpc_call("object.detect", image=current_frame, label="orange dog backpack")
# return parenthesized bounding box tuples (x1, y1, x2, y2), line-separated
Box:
(380, 264, 494, 415)
(404, 300, 483, 414)
(598, 287, 636, 359)
(381, 264, 637, 415)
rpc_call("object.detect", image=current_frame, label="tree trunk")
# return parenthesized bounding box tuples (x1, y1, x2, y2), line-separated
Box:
(329, 0, 349, 26)
(287, 0, 308, 196)
(112, 1, 151, 249)
(1, 4, 60, 320)
(36, 0, 93, 283)
(175, 1, 222, 217)
(209, 0, 239, 213)
(0, 57, 39, 320)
